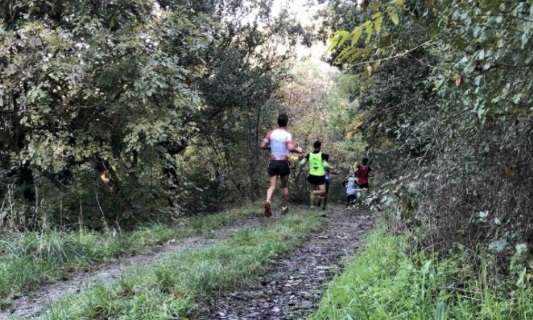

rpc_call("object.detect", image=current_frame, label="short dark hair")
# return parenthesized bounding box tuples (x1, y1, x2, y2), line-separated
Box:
(277, 113, 288, 127)
(362, 158, 369, 165)
(313, 140, 321, 149)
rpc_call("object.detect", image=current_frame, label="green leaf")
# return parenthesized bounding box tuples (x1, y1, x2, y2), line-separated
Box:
(421, 260, 432, 275)
(489, 239, 508, 253)
(516, 243, 528, 255)
(337, 30, 351, 48)
(364, 21, 373, 44)
(328, 33, 342, 51)
(373, 12, 383, 33)
(387, 7, 400, 25)
(478, 49, 485, 60)
(394, 0, 405, 7)
(336, 47, 358, 64)
(512, 94, 522, 104)
(435, 302, 447, 320)
(351, 26, 362, 46)
(521, 32, 529, 49)
(517, 268, 527, 288)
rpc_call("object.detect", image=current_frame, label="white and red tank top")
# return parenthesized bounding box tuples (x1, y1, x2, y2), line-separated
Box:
(267, 128, 292, 160)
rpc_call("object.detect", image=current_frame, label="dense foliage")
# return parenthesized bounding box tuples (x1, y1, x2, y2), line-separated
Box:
(323, 0, 533, 271)
(0, 0, 301, 230)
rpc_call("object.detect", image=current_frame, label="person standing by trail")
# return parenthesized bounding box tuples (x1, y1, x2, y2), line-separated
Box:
(300, 141, 329, 209)
(355, 157, 371, 189)
(261, 113, 303, 217)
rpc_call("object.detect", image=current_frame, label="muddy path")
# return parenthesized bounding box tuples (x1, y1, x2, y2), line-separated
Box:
(206, 206, 374, 320)
(0, 215, 263, 320)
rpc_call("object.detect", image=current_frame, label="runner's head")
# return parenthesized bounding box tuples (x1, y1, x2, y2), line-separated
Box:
(277, 113, 288, 128)
(362, 158, 369, 165)
(313, 140, 321, 152)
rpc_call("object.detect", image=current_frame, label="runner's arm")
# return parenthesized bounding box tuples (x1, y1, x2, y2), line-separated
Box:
(287, 140, 303, 154)
(260, 130, 272, 149)
(299, 153, 309, 166)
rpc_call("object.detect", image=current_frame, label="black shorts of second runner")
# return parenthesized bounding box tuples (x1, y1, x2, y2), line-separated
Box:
(268, 160, 290, 177)
(307, 174, 326, 186)
(358, 183, 369, 189)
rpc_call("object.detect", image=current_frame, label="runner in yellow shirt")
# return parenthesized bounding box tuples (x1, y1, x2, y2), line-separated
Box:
(300, 141, 330, 209)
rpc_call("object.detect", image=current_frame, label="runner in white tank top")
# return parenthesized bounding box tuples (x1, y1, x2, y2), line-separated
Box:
(268, 128, 292, 160)
(260, 113, 302, 217)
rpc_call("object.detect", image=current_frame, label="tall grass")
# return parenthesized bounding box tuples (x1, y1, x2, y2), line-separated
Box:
(0, 206, 259, 307)
(43, 211, 321, 319)
(312, 228, 533, 320)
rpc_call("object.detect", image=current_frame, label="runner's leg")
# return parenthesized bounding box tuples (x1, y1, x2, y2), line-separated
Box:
(310, 184, 316, 207)
(312, 184, 326, 194)
(313, 184, 326, 196)
(280, 175, 289, 214)
(265, 175, 277, 217)
(266, 175, 277, 204)
(322, 186, 329, 210)
(317, 184, 326, 207)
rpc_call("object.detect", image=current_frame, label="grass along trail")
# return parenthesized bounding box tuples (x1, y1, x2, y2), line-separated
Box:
(311, 229, 533, 320)
(0, 207, 262, 320)
(2, 206, 374, 319)
(41, 210, 322, 319)
(207, 206, 374, 320)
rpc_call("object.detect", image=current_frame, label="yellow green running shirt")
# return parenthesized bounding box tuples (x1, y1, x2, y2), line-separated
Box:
(308, 152, 326, 176)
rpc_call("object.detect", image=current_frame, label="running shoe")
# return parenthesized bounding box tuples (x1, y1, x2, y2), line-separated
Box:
(264, 201, 272, 217)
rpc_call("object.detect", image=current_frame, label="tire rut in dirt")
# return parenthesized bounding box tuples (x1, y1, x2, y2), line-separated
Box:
(207, 207, 374, 320)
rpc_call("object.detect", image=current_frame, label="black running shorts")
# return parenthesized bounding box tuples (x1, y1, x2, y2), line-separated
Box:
(307, 174, 326, 186)
(268, 160, 290, 177)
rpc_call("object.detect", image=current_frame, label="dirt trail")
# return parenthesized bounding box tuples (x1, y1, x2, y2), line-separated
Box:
(0, 215, 262, 320)
(207, 206, 374, 320)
